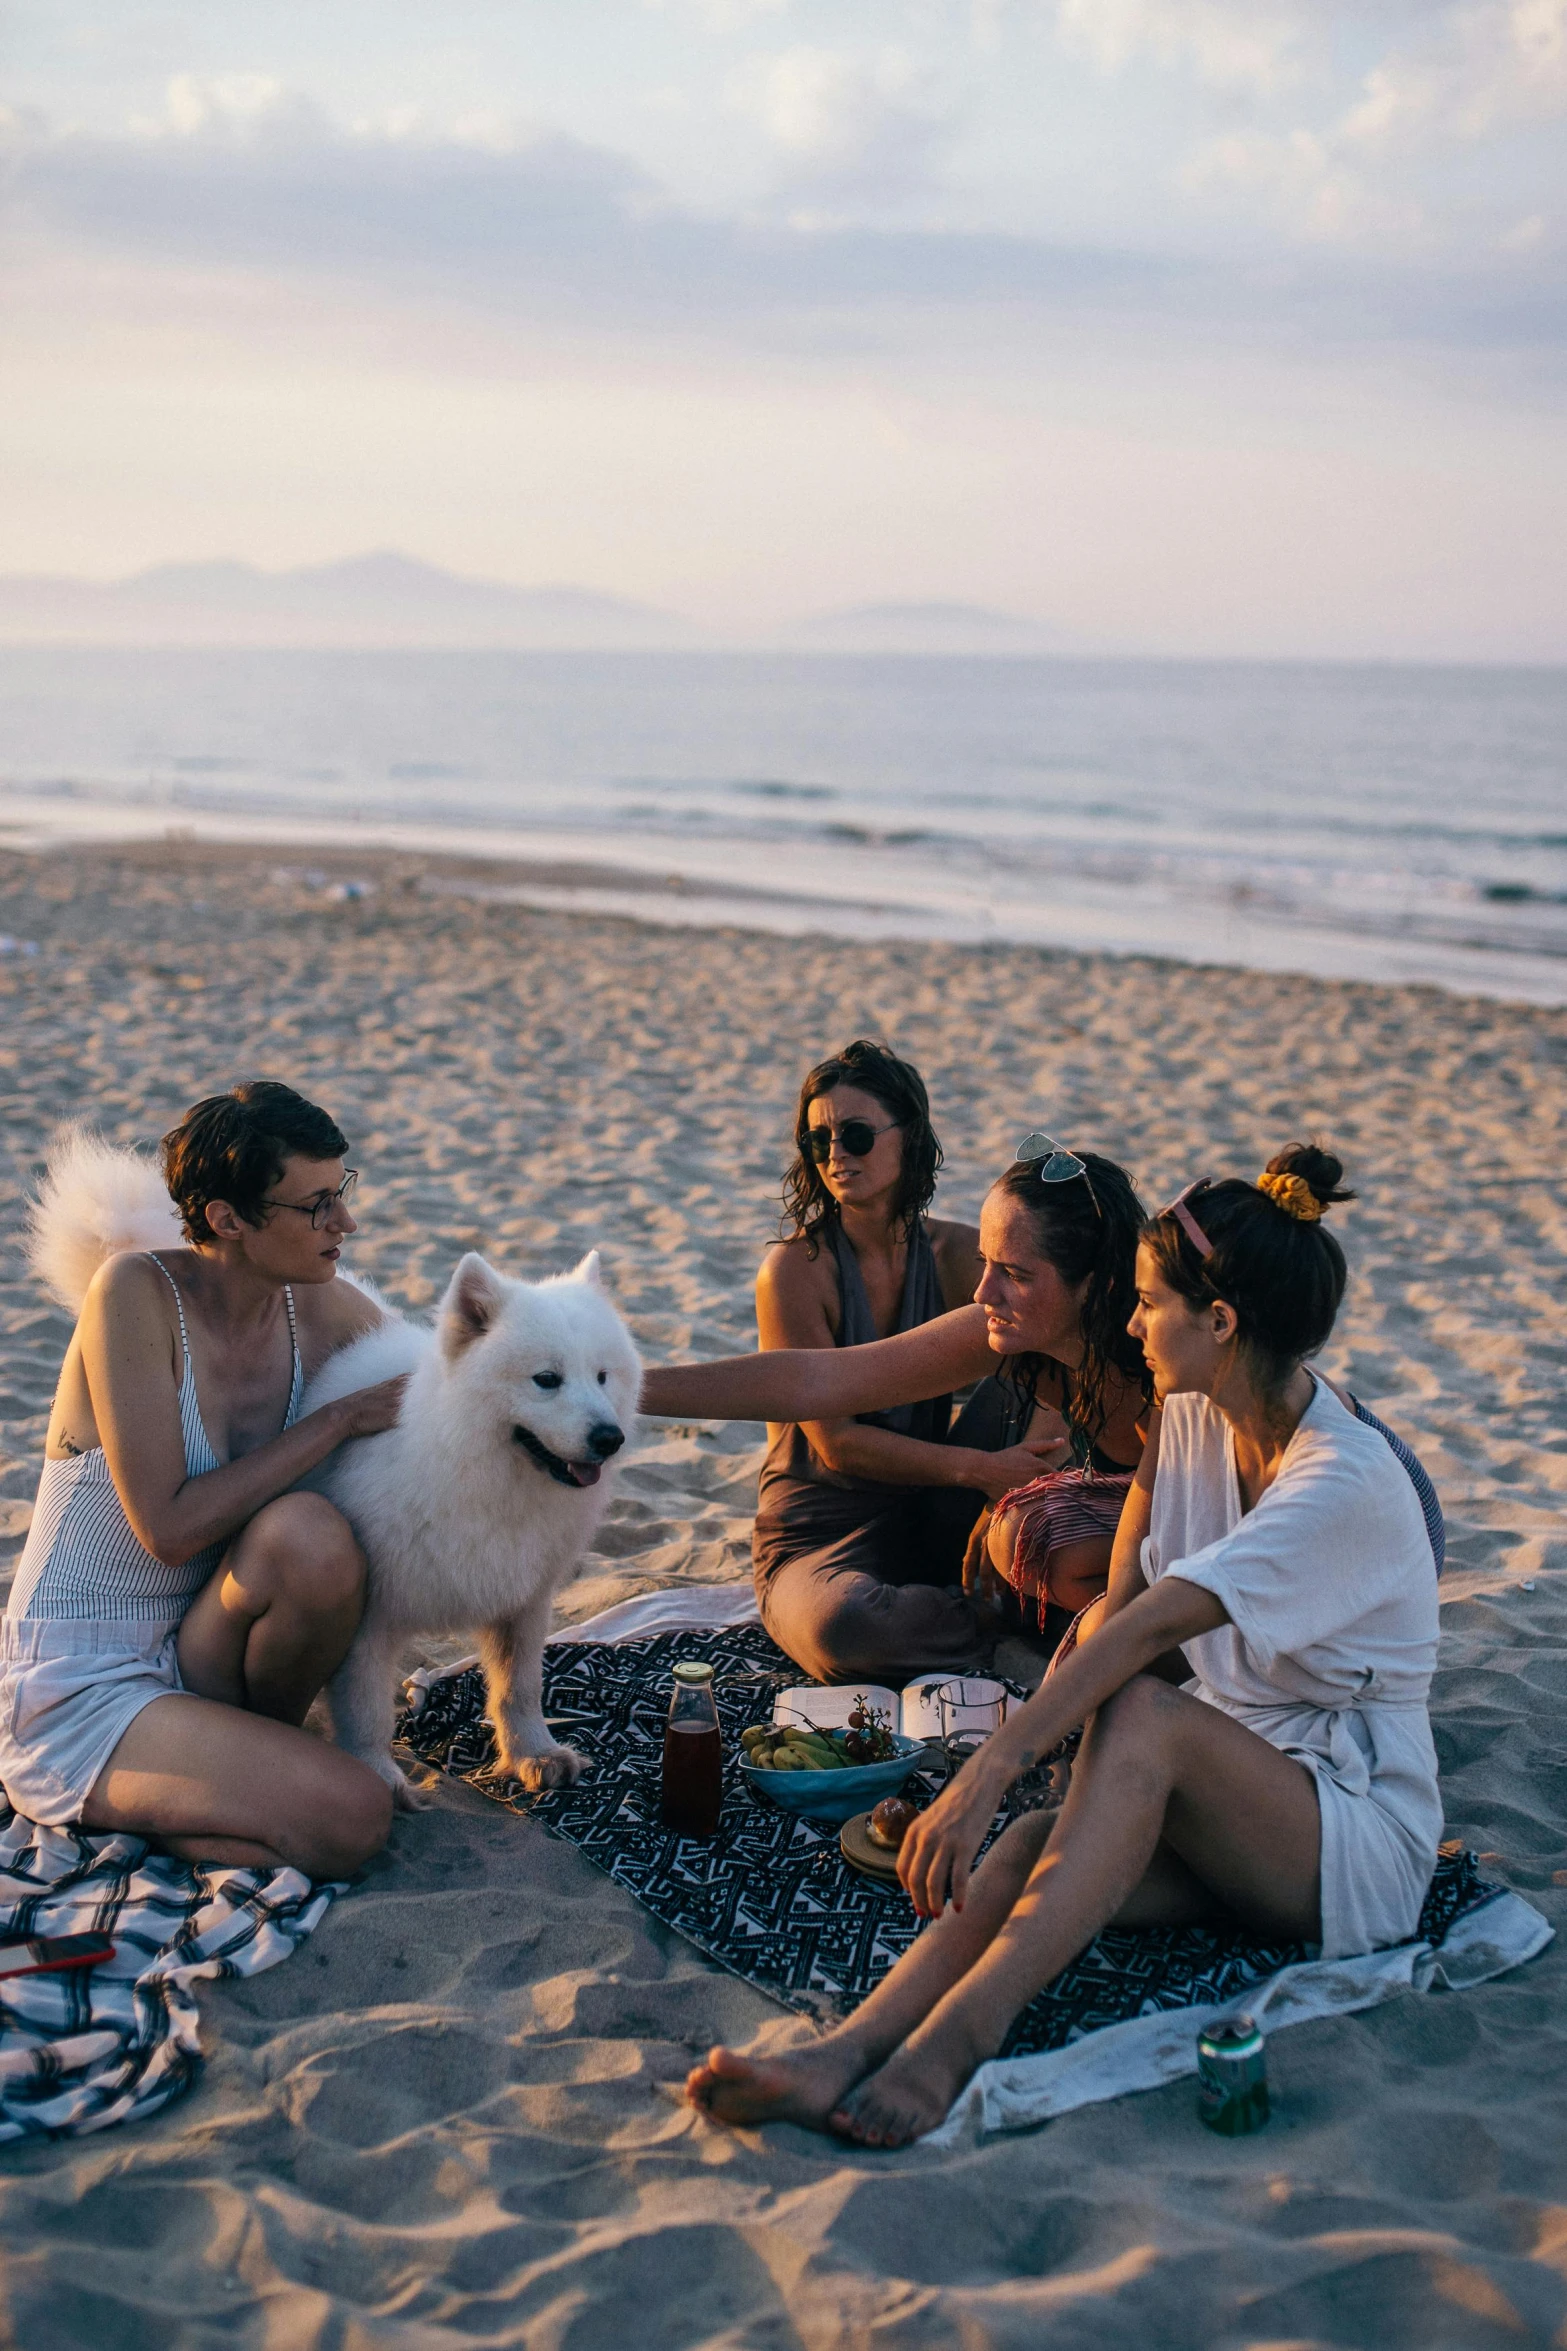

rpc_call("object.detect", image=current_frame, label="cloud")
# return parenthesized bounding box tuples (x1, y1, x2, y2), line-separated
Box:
(1342, 0, 1567, 147)
(1177, 3, 1567, 248)
(2, 76, 1129, 326)
(644, 0, 791, 26)
(1051, 0, 1307, 95)
(131, 70, 334, 145)
(1182, 127, 1427, 245)
(726, 45, 948, 197)
(5, 75, 1562, 365)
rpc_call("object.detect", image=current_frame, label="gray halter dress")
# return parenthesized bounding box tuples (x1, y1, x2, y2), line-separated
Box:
(751, 1219, 1014, 1684)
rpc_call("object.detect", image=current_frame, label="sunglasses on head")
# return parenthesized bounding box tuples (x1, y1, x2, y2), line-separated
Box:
(804, 1117, 900, 1163)
(1014, 1132, 1101, 1216)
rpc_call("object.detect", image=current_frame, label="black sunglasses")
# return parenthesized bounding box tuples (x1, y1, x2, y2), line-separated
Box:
(804, 1118, 900, 1163)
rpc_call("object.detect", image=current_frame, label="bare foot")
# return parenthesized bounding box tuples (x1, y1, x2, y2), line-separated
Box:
(685, 2036, 871, 2130)
(828, 2032, 978, 2149)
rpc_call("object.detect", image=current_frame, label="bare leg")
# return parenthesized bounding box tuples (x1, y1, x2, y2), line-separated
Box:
(79, 1490, 393, 1870)
(687, 1808, 1059, 2125)
(985, 1510, 1113, 1623)
(1040, 1537, 1114, 1618)
(82, 1695, 393, 1874)
(177, 1492, 368, 1725)
(482, 1582, 584, 1792)
(833, 1676, 1321, 2146)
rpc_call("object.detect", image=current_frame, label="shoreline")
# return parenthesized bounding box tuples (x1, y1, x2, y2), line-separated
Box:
(5, 807, 1567, 1009)
(0, 837, 1563, 2342)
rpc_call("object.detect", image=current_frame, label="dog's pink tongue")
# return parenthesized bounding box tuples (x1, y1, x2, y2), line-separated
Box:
(568, 1462, 602, 1488)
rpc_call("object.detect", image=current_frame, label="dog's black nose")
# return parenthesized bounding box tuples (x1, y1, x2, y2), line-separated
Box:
(586, 1421, 625, 1461)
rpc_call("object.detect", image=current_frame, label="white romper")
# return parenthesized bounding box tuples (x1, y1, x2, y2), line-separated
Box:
(1144, 1379, 1441, 1960)
(0, 1256, 303, 1826)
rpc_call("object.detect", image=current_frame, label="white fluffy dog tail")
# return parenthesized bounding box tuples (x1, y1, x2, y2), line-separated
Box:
(28, 1125, 182, 1314)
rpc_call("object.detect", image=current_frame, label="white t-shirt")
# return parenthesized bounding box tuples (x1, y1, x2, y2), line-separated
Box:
(1143, 1379, 1442, 1958)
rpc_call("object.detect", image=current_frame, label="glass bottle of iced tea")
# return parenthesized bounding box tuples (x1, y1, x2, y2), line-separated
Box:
(661, 1661, 723, 1837)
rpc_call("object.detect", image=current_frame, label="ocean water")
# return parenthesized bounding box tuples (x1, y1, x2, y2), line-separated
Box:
(2, 648, 1564, 1003)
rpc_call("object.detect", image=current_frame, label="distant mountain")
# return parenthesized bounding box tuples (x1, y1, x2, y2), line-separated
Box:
(788, 601, 1066, 654)
(0, 552, 702, 649)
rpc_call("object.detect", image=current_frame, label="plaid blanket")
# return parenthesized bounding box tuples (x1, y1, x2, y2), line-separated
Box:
(398, 1623, 1504, 2046)
(0, 1806, 338, 2141)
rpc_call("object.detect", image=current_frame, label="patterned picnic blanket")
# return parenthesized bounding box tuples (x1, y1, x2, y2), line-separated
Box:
(0, 1807, 338, 2141)
(398, 1622, 1503, 2048)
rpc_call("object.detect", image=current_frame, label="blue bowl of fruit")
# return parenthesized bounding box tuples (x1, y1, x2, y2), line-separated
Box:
(739, 1703, 925, 1826)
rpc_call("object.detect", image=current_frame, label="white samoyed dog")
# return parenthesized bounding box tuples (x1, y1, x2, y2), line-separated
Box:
(300, 1250, 641, 1803)
(29, 1129, 643, 1806)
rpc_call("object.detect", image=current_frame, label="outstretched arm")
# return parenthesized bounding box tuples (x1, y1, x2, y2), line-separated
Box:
(638, 1302, 997, 1424)
(751, 1249, 1067, 1502)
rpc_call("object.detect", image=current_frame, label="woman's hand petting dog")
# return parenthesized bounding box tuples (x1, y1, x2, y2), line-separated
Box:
(326, 1374, 411, 1443)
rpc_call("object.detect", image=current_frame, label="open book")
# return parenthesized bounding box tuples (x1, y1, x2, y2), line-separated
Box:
(773, 1676, 1008, 1743)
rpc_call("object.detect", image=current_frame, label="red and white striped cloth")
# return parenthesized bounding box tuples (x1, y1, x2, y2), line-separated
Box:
(992, 1465, 1133, 1633)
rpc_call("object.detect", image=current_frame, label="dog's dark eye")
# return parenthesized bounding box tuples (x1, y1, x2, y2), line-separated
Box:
(596, 1370, 607, 1386)
(533, 1371, 563, 1390)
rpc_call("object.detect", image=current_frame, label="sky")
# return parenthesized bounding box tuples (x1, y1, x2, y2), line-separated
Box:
(2, 1, 1565, 658)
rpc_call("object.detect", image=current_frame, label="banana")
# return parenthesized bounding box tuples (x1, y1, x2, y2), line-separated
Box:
(789, 1738, 839, 1769)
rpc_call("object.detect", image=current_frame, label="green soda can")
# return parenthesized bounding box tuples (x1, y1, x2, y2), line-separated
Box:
(1196, 2014, 1269, 2136)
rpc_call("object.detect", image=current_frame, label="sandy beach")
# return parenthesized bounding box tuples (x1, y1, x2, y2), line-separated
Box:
(1, 837, 1565, 2347)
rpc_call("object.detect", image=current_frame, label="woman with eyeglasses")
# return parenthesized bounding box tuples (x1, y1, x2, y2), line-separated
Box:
(1, 1081, 403, 1875)
(682, 1145, 1445, 2146)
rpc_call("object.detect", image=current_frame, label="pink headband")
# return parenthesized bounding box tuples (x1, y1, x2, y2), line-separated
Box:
(1163, 1180, 1215, 1259)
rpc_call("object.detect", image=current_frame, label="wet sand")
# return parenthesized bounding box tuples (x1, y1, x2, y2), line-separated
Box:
(0, 839, 1564, 2347)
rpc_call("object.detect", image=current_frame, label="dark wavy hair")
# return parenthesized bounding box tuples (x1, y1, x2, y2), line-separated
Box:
(780, 1040, 942, 1254)
(162, 1079, 349, 1242)
(992, 1149, 1152, 1454)
(1141, 1142, 1355, 1393)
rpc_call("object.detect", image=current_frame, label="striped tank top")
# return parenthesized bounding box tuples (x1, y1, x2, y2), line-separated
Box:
(8, 1255, 304, 1627)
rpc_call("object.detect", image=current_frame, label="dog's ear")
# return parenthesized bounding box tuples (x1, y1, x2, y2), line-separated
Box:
(439, 1252, 507, 1359)
(571, 1249, 605, 1290)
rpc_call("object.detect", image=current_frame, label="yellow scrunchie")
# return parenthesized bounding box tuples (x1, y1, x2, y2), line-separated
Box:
(1257, 1170, 1323, 1222)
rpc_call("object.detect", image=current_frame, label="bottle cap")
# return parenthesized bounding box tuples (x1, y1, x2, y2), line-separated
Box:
(672, 1661, 715, 1684)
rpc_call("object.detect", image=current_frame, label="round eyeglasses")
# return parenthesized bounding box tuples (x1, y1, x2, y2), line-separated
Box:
(261, 1170, 359, 1230)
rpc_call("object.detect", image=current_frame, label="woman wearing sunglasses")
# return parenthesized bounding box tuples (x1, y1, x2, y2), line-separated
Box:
(750, 1041, 1068, 1684)
(647, 1064, 1154, 1681)
(683, 1144, 1444, 2145)
(1, 1081, 403, 1875)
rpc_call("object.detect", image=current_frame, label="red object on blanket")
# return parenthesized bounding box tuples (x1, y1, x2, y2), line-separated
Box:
(993, 1465, 1133, 1632)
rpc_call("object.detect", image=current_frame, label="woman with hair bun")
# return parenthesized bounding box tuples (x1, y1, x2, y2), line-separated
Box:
(682, 1143, 1446, 2147)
